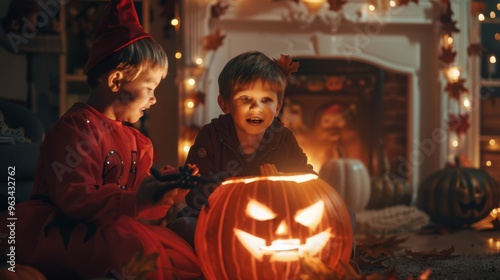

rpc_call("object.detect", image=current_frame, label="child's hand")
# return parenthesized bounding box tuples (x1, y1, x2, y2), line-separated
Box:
(259, 163, 282, 175)
(136, 176, 179, 211)
(137, 164, 203, 211)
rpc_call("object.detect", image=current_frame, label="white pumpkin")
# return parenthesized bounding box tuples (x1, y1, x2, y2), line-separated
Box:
(319, 158, 371, 213)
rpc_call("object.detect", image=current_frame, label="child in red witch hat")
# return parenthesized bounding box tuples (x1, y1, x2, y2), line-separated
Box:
(0, 0, 202, 279)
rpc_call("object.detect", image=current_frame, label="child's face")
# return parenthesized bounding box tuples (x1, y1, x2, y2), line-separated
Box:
(114, 67, 164, 123)
(222, 80, 280, 139)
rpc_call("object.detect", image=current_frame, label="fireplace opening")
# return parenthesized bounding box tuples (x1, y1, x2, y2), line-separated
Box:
(281, 58, 409, 179)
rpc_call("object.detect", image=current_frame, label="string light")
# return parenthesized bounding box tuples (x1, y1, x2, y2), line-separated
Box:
(490, 139, 496, 146)
(389, 1, 396, 7)
(479, 13, 485, 21)
(495, 33, 500, 41)
(491, 11, 497, 19)
(452, 140, 459, 147)
(186, 100, 195, 109)
(175, 52, 182, 59)
(462, 96, 470, 109)
(195, 58, 203, 65)
(486, 160, 492, 166)
(187, 78, 195, 86)
(368, 4, 376, 12)
(183, 145, 191, 153)
(171, 18, 179, 26)
(445, 66, 461, 82)
(490, 55, 497, 64)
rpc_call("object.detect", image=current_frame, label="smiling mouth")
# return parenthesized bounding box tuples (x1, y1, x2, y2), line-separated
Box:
(247, 117, 263, 124)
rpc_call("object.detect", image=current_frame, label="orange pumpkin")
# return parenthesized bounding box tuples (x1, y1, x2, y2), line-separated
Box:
(0, 264, 47, 280)
(195, 173, 353, 280)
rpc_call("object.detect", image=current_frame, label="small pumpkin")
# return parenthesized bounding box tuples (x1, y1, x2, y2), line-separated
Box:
(195, 173, 353, 280)
(418, 156, 500, 228)
(366, 141, 412, 209)
(319, 156, 371, 213)
(0, 264, 47, 280)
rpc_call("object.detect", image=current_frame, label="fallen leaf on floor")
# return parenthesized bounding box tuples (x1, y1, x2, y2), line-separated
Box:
(356, 232, 409, 259)
(404, 246, 455, 260)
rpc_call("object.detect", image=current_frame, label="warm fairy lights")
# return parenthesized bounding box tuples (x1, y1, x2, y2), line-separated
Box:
(489, 139, 496, 146)
(488, 55, 497, 75)
(171, 18, 179, 26)
(195, 58, 203, 65)
(445, 66, 461, 82)
(486, 160, 492, 167)
(175, 52, 182, 59)
(479, 13, 485, 21)
(186, 100, 195, 109)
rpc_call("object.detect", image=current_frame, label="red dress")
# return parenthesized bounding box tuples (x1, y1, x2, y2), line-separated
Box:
(0, 103, 201, 279)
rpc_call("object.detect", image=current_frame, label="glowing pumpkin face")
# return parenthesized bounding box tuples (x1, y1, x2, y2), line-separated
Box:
(195, 174, 353, 280)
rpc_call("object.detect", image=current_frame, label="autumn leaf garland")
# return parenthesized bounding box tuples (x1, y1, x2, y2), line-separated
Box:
(438, 0, 474, 137)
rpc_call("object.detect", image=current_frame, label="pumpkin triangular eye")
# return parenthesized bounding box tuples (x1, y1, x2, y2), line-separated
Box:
(294, 200, 325, 229)
(246, 199, 277, 221)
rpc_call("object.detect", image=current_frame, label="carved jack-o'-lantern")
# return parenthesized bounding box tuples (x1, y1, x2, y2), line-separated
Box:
(418, 157, 500, 228)
(195, 173, 353, 280)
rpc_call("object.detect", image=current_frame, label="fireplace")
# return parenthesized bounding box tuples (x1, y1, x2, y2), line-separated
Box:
(282, 58, 409, 178)
(179, 0, 471, 201)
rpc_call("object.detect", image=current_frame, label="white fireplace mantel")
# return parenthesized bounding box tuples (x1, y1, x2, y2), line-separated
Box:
(179, 0, 471, 200)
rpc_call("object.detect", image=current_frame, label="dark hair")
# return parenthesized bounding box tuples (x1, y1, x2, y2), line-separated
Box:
(86, 37, 168, 88)
(217, 51, 287, 106)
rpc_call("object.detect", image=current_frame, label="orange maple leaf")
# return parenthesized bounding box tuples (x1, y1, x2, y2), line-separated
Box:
(467, 43, 485, 56)
(438, 46, 456, 64)
(210, 1, 229, 18)
(356, 233, 409, 260)
(328, 0, 348, 12)
(405, 246, 456, 260)
(273, 54, 300, 76)
(448, 114, 470, 135)
(203, 29, 226, 51)
(444, 79, 468, 100)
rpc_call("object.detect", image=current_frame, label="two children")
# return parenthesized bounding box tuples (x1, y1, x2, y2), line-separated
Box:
(0, 1, 201, 279)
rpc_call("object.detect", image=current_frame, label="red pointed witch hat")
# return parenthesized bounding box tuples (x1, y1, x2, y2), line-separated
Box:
(85, 0, 151, 73)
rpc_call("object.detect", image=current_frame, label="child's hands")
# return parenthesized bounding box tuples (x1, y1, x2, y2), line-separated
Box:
(136, 176, 178, 212)
(259, 163, 282, 175)
(136, 164, 203, 212)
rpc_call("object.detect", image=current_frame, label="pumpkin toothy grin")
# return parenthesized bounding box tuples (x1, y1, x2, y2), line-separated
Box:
(234, 228, 331, 262)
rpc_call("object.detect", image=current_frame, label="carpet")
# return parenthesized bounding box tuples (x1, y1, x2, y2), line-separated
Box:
(362, 253, 500, 280)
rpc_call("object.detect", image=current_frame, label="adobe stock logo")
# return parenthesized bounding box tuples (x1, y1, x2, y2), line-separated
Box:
(6, 0, 65, 54)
